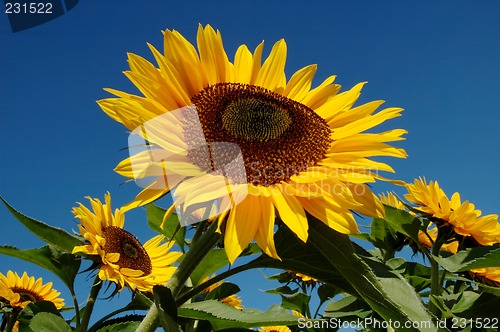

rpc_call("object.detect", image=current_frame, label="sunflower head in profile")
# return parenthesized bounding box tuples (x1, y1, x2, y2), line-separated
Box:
(405, 177, 500, 246)
(99, 24, 407, 263)
(201, 274, 243, 310)
(71, 193, 182, 292)
(469, 267, 500, 287)
(0, 271, 64, 309)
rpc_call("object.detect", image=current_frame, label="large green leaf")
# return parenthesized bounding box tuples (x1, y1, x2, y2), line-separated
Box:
(0, 245, 80, 292)
(178, 301, 298, 330)
(1, 196, 83, 252)
(147, 204, 185, 248)
(306, 216, 438, 331)
(18, 301, 63, 331)
(434, 244, 500, 272)
(29, 312, 72, 332)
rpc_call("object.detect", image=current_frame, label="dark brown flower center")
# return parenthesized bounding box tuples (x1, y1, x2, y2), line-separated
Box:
(189, 83, 332, 186)
(102, 226, 152, 275)
(12, 288, 43, 303)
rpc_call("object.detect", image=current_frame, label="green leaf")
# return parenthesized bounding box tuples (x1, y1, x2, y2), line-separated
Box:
(178, 301, 298, 329)
(324, 295, 372, 319)
(153, 285, 181, 331)
(0, 245, 80, 292)
(17, 301, 63, 331)
(382, 205, 422, 243)
(279, 292, 310, 314)
(189, 248, 229, 286)
(434, 244, 500, 272)
(1, 196, 83, 252)
(428, 295, 454, 319)
(29, 312, 72, 332)
(452, 291, 500, 318)
(95, 321, 140, 332)
(306, 216, 437, 331)
(317, 284, 340, 305)
(147, 204, 185, 248)
(265, 285, 297, 295)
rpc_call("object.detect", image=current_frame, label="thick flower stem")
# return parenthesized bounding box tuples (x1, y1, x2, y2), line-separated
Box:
(78, 276, 102, 332)
(137, 220, 222, 332)
(4, 308, 20, 332)
(428, 231, 445, 316)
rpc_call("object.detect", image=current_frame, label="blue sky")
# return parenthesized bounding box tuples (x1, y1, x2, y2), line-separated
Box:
(1, 0, 500, 328)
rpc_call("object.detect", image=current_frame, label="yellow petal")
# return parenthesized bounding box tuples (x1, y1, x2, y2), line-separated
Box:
(270, 186, 308, 242)
(283, 64, 317, 102)
(255, 39, 287, 91)
(224, 194, 261, 263)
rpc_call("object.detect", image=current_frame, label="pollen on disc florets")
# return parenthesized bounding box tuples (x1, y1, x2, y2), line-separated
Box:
(188, 83, 332, 186)
(102, 226, 152, 275)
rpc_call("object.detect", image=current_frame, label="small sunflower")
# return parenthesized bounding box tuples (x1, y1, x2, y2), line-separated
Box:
(288, 271, 318, 288)
(202, 275, 243, 310)
(379, 192, 406, 211)
(71, 193, 182, 292)
(259, 326, 292, 332)
(417, 227, 459, 253)
(0, 271, 64, 309)
(99, 24, 407, 263)
(469, 267, 500, 287)
(405, 178, 500, 246)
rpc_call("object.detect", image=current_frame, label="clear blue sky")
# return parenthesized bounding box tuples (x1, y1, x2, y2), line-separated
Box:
(1, 0, 500, 327)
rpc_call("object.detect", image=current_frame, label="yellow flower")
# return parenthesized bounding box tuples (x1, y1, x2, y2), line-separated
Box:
(71, 193, 182, 292)
(99, 24, 407, 263)
(405, 178, 500, 246)
(0, 271, 64, 309)
(259, 327, 292, 332)
(469, 267, 500, 287)
(417, 227, 459, 253)
(202, 275, 243, 310)
(379, 192, 406, 210)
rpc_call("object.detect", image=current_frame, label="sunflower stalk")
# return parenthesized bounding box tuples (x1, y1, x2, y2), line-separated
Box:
(78, 276, 102, 332)
(4, 308, 20, 332)
(137, 219, 222, 332)
(428, 227, 446, 316)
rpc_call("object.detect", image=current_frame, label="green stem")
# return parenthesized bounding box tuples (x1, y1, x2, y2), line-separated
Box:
(71, 289, 80, 329)
(4, 308, 20, 332)
(428, 230, 445, 316)
(176, 259, 262, 305)
(78, 276, 102, 332)
(137, 220, 222, 332)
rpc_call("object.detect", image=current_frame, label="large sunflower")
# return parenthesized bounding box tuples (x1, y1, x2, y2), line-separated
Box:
(99, 24, 407, 263)
(405, 178, 500, 246)
(71, 193, 182, 292)
(0, 271, 64, 309)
